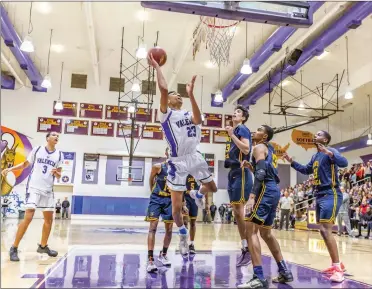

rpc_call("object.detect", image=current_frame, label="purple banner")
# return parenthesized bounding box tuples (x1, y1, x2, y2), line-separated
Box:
(37, 117, 62, 133)
(79, 103, 103, 119)
(141, 125, 163, 140)
(116, 123, 139, 138)
(53, 101, 78, 117)
(132, 108, 152, 122)
(203, 113, 222, 128)
(201, 129, 211, 143)
(224, 115, 233, 127)
(64, 119, 89, 135)
(91, 121, 114, 137)
(105, 105, 128, 120)
(213, 130, 228, 144)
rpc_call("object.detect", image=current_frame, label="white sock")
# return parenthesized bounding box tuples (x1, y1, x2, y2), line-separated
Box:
(241, 239, 248, 249)
(332, 262, 341, 270)
(190, 241, 194, 245)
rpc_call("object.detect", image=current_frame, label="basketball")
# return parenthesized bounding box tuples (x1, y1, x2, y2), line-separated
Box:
(148, 46, 167, 66)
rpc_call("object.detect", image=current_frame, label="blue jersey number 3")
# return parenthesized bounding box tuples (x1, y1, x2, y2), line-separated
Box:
(187, 126, 196, 137)
(42, 165, 47, 174)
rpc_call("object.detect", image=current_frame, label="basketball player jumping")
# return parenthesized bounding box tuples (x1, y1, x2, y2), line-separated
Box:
(2, 132, 63, 261)
(148, 53, 218, 256)
(239, 125, 293, 288)
(145, 147, 173, 273)
(183, 174, 201, 255)
(283, 130, 348, 283)
(224, 105, 253, 267)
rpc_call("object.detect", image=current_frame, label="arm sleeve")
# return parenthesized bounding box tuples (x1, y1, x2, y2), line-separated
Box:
(159, 107, 172, 123)
(26, 146, 39, 164)
(291, 157, 314, 175)
(328, 148, 348, 168)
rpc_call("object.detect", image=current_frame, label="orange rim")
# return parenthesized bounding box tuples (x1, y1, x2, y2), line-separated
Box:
(200, 16, 239, 29)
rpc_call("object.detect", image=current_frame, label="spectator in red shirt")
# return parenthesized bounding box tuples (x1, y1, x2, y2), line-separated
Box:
(360, 199, 368, 215)
(356, 165, 365, 182)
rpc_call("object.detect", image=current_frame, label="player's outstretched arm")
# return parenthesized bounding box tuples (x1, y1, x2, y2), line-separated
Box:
(149, 164, 161, 189)
(187, 75, 202, 125)
(283, 152, 314, 175)
(148, 54, 168, 114)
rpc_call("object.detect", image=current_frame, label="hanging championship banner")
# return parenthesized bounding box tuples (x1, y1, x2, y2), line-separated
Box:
(53, 101, 77, 117)
(54, 152, 76, 185)
(203, 113, 222, 128)
(291, 129, 316, 150)
(213, 130, 228, 143)
(79, 103, 104, 119)
(142, 125, 163, 140)
(91, 121, 114, 137)
(116, 123, 139, 138)
(201, 129, 211, 143)
(37, 117, 62, 133)
(270, 142, 290, 161)
(224, 115, 233, 127)
(105, 105, 128, 120)
(65, 119, 89, 135)
(132, 108, 152, 122)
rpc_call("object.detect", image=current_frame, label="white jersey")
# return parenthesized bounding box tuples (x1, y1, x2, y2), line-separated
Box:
(160, 107, 201, 157)
(26, 146, 63, 193)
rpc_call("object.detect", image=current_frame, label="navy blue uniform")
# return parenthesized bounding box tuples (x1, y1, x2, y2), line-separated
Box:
(224, 125, 253, 204)
(146, 163, 173, 222)
(246, 144, 281, 228)
(184, 175, 200, 219)
(291, 147, 348, 223)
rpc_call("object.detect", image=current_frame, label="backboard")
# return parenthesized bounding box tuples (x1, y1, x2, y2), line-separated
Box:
(141, 1, 312, 28)
(116, 166, 144, 182)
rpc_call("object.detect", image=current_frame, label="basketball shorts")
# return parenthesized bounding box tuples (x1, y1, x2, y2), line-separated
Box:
(167, 152, 213, 191)
(228, 168, 253, 205)
(25, 187, 54, 211)
(245, 182, 280, 228)
(316, 188, 342, 223)
(145, 194, 173, 223)
(185, 193, 198, 219)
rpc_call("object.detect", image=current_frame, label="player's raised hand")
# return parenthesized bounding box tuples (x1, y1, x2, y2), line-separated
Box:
(51, 168, 58, 176)
(186, 75, 197, 95)
(282, 153, 293, 163)
(225, 126, 234, 137)
(241, 160, 253, 172)
(147, 53, 159, 68)
(316, 143, 333, 157)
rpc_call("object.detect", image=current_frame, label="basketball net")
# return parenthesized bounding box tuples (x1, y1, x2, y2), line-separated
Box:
(193, 16, 239, 67)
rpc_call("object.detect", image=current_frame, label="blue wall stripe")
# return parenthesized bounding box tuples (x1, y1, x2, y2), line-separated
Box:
(72, 196, 150, 216)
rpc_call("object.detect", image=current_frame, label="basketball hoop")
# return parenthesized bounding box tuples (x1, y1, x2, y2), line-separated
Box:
(193, 16, 239, 66)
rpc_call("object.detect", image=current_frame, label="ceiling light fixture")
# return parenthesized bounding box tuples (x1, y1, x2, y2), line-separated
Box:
(240, 22, 252, 75)
(20, 3, 34, 52)
(317, 50, 329, 60)
(54, 62, 64, 110)
(41, 29, 53, 88)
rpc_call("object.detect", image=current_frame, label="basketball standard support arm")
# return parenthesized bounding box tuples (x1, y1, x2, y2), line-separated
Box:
(141, 1, 313, 28)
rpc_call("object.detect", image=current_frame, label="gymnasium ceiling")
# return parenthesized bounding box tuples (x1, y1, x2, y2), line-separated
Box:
(2, 2, 372, 117)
